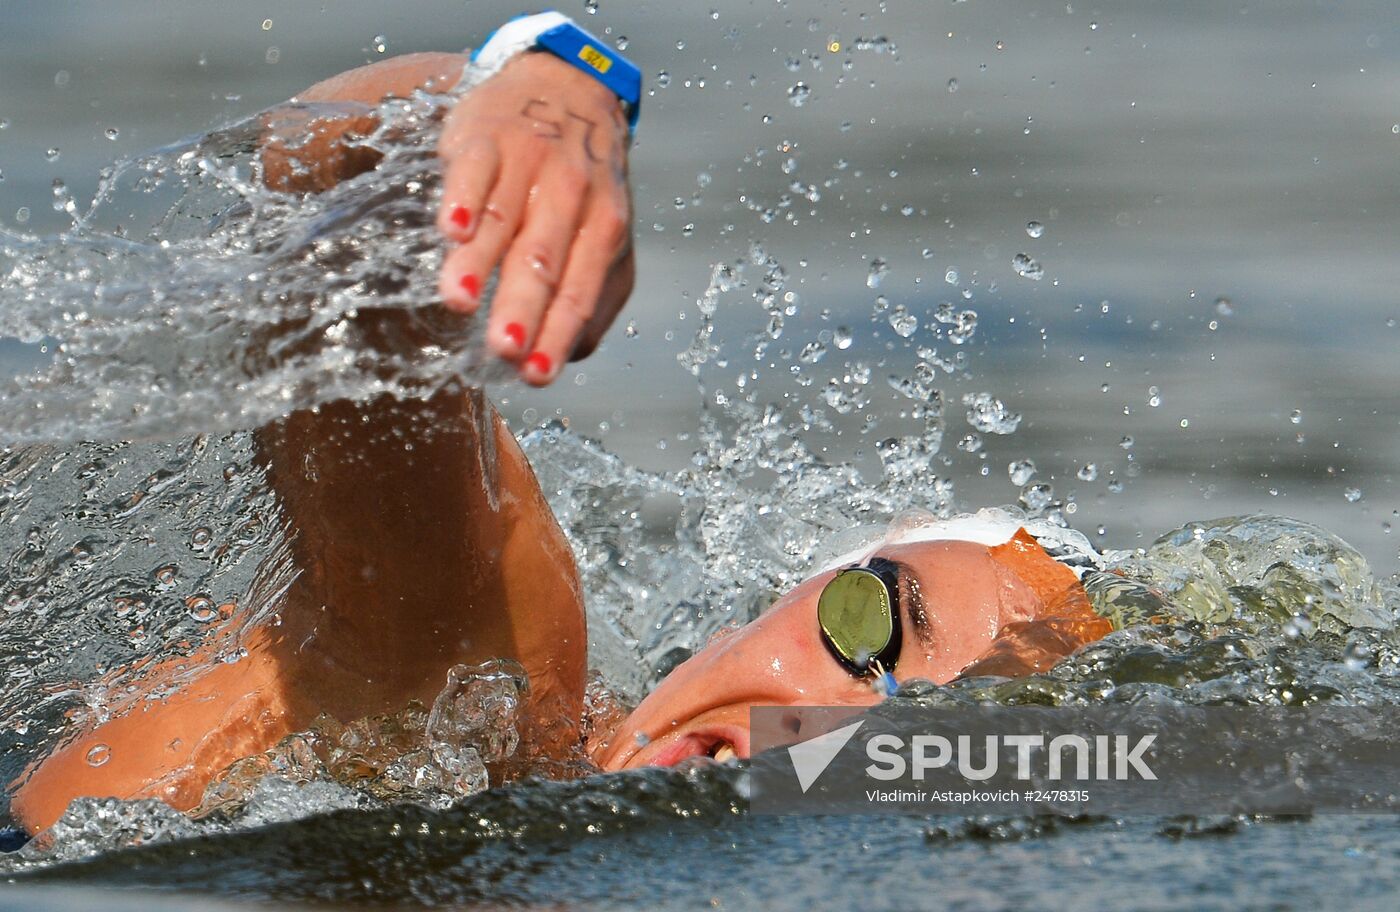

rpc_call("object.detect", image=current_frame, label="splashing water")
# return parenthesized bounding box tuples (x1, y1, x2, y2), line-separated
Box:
(0, 81, 506, 446)
(1, 57, 1398, 890)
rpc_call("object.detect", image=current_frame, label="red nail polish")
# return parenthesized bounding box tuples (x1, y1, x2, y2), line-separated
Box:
(459, 274, 480, 298)
(504, 322, 526, 349)
(525, 351, 553, 376)
(449, 205, 472, 229)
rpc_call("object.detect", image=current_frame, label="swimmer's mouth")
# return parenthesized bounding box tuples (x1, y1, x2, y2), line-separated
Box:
(644, 724, 750, 768)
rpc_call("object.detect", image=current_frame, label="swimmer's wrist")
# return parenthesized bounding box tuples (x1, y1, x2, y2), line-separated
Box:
(498, 52, 626, 119)
(467, 11, 641, 132)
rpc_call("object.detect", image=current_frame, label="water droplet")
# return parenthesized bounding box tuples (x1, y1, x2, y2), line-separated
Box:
(944, 269, 959, 285)
(866, 257, 888, 288)
(186, 595, 218, 622)
(963, 392, 1022, 434)
(1011, 253, 1044, 280)
(154, 565, 178, 588)
(1344, 640, 1373, 670)
(995, 40, 1006, 50)
(54, 70, 71, 88)
(1344, 487, 1363, 503)
(1025, 220, 1044, 238)
(104, 127, 120, 141)
(1077, 462, 1099, 482)
(86, 744, 111, 767)
(947, 78, 958, 93)
(15, 206, 30, 223)
(190, 527, 213, 550)
(656, 70, 671, 88)
(788, 82, 812, 107)
(615, 36, 629, 50)
(261, 18, 273, 30)
(625, 320, 638, 338)
(1019, 482, 1054, 513)
(834, 326, 853, 350)
(370, 34, 388, 54)
(265, 46, 281, 65)
(888, 304, 918, 338)
(1213, 296, 1234, 317)
(1290, 409, 1303, 425)
(1008, 459, 1037, 485)
(44, 147, 60, 162)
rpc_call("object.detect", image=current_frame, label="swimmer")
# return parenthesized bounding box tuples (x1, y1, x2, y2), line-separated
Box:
(5, 13, 1114, 834)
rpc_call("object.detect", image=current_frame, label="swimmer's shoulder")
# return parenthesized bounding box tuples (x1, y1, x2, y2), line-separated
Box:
(294, 52, 468, 105)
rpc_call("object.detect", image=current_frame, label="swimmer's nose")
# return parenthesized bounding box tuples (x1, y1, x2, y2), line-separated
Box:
(595, 595, 875, 770)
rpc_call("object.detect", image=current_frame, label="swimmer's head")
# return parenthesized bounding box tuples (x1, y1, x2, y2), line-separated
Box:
(594, 524, 1089, 770)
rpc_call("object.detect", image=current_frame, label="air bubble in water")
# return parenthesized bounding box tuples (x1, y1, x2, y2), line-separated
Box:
(1008, 459, 1037, 485)
(1012, 252, 1044, 280)
(788, 82, 812, 107)
(1025, 220, 1044, 238)
(86, 744, 111, 767)
(866, 257, 889, 288)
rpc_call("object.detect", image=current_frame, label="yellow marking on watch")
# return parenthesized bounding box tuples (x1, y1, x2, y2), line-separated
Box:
(578, 45, 613, 74)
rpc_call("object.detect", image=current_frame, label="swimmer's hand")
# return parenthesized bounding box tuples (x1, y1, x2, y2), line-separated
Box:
(435, 53, 635, 385)
(261, 51, 635, 386)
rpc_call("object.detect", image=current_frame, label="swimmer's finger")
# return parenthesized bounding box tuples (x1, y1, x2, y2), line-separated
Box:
(524, 204, 630, 384)
(437, 166, 530, 316)
(436, 139, 499, 242)
(486, 165, 589, 365)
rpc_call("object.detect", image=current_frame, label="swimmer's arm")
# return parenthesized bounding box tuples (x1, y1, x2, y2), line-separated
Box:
(260, 50, 636, 384)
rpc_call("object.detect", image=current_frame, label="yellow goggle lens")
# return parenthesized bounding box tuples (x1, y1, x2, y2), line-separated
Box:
(816, 568, 894, 670)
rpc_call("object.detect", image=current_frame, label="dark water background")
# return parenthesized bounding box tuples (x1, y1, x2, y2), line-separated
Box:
(3, 1, 1400, 909)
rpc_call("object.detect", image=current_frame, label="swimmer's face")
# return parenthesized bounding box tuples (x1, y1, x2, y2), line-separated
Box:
(595, 539, 1045, 770)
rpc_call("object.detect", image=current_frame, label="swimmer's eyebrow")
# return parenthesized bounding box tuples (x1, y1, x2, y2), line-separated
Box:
(890, 559, 933, 646)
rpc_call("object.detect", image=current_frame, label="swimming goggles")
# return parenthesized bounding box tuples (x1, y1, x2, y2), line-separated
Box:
(816, 557, 903, 678)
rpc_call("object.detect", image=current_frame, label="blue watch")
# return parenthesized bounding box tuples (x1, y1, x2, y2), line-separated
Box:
(471, 11, 642, 132)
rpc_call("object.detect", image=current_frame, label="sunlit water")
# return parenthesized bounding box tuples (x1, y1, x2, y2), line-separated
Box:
(2, 65, 1400, 911)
